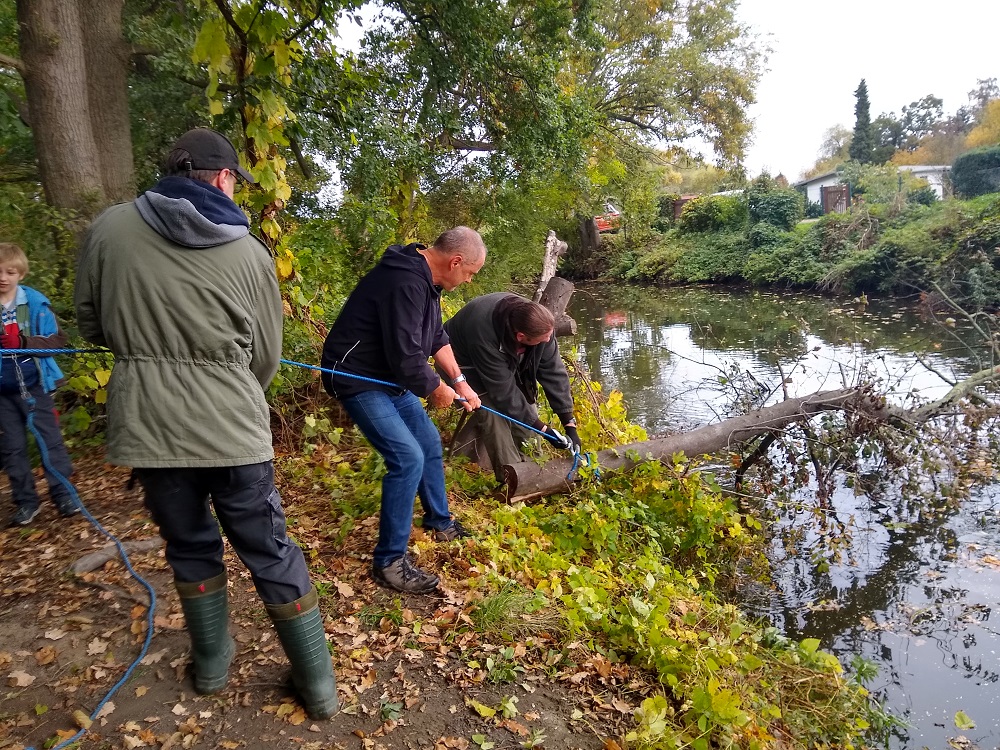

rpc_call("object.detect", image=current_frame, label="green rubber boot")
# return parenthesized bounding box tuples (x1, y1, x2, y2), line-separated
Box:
(175, 573, 236, 694)
(265, 588, 339, 719)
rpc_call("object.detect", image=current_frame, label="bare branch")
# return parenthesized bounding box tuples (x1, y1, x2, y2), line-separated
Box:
(289, 137, 313, 180)
(0, 52, 24, 75)
(430, 132, 496, 152)
(213, 0, 248, 45)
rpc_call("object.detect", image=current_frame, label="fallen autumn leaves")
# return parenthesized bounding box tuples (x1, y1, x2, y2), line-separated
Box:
(1, 450, 638, 750)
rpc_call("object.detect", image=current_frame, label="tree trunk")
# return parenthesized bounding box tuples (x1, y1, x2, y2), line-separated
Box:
(16, 0, 107, 221)
(537, 276, 577, 336)
(580, 216, 600, 255)
(533, 230, 568, 302)
(79, 0, 134, 203)
(501, 388, 865, 502)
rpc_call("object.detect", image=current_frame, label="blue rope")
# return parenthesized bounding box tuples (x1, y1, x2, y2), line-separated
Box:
(279, 358, 567, 445)
(568, 450, 602, 481)
(1, 347, 108, 355)
(281, 358, 599, 480)
(15, 391, 156, 750)
(2, 348, 594, 461)
(3, 350, 581, 450)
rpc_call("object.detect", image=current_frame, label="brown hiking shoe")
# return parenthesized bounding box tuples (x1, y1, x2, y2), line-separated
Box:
(371, 555, 440, 594)
(433, 519, 472, 542)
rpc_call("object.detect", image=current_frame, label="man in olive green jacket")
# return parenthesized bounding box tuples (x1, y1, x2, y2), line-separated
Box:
(75, 128, 337, 719)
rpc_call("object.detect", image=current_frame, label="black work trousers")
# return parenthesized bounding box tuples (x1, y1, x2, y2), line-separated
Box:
(0, 385, 74, 511)
(136, 461, 312, 605)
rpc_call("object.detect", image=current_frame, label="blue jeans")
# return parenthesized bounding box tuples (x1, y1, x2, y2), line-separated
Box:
(341, 390, 452, 568)
(0, 385, 74, 510)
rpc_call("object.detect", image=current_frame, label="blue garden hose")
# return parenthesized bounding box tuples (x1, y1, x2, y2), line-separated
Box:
(4, 360, 156, 750)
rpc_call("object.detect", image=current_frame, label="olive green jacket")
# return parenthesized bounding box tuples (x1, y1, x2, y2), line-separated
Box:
(75, 202, 282, 467)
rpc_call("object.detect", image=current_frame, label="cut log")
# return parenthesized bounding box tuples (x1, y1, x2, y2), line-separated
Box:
(533, 230, 568, 302)
(537, 276, 577, 337)
(554, 314, 577, 337)
(538, 276, 574, 316)
(502, 388, 863, 502)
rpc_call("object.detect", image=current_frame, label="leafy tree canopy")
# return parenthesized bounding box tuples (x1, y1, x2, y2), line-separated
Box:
(1, 0, 763, 293)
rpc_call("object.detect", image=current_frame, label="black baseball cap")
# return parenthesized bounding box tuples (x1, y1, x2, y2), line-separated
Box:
(172, 127, 256, 184)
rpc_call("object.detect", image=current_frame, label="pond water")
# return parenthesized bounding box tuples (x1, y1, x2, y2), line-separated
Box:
(567, 284, 1000, 749)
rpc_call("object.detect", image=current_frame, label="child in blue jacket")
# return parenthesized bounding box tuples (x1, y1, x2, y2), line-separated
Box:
(0, 242, 77, 526)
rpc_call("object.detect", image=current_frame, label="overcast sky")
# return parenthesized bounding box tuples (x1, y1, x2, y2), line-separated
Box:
(737, 0, 1000, 180)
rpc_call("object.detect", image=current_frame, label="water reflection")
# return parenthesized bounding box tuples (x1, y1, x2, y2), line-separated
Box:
(569, 284, 1000, 748)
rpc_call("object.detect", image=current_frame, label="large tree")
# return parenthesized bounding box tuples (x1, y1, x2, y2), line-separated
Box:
(6, 0, 134, 224)
(848, 78, 874, 163)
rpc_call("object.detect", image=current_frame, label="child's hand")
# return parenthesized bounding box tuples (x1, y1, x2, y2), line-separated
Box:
(0, 331, 22, 349)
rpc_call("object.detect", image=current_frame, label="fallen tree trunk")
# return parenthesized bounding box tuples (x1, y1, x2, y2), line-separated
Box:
(502, 387, 866, 502)
(538, 276, 577, 336)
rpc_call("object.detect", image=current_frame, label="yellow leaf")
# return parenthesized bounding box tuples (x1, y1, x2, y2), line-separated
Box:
(276, 256, 293, 279)
(95, 368, 111, 387)
(464, 697, 496, 718)
(95, 389, 107, 404)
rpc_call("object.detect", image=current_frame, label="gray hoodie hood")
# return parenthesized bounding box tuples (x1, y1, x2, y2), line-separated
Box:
(134, 176, 250, 248)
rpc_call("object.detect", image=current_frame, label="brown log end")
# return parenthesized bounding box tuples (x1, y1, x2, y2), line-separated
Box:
(554, 315, 577, 337)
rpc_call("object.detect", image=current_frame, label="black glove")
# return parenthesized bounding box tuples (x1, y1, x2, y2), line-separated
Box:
(564, 424, 582, 454)
(543, 424, 572, 451)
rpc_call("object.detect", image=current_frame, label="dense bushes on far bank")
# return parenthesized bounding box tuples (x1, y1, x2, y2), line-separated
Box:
(575, 190, 1000, 311)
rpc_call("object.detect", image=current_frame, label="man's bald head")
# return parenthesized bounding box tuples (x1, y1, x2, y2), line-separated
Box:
(430, 226, 487, 266)
(421, 226, 487, 291)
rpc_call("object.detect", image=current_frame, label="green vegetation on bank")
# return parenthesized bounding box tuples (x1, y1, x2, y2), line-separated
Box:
(281, 368, 895, 749)
(584, 175, 1000, 312)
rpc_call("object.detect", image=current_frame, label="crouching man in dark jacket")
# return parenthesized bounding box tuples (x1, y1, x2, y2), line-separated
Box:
(444, 293, 581, 482)
(75, 128, 338, 719)
(321, 228, 485, 594)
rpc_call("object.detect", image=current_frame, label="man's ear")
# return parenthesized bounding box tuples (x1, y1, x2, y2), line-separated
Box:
(451, 255, 464, 269)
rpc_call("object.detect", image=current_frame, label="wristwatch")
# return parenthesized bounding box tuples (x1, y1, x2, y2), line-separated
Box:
(451, 373, 467, 385)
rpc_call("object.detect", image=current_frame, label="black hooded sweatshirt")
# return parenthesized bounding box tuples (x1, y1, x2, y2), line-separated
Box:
(321, 243, 448, 400)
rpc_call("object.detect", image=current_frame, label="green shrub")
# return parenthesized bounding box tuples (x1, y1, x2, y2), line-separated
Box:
(906, 185, 938, 206)
(745, 246, 826, 287)
(746, 222, 786, 250)
(667, 231, 748, 282)
(677, 194, 748, 233)
(952, 146, 1000, 199)
(804, 199, 824, 219)
(652, 193, 680, 231)
(745, 179, 804, 230)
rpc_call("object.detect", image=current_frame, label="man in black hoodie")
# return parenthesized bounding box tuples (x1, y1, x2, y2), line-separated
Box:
(322, 227, 485, 594)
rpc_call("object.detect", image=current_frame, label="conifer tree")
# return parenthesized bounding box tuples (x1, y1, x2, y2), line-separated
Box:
(849, 79, 875, 163)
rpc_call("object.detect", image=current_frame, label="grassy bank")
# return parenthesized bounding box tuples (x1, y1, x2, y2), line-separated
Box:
(280, 371, 897, 749)
(581, 191, 1000, 312)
